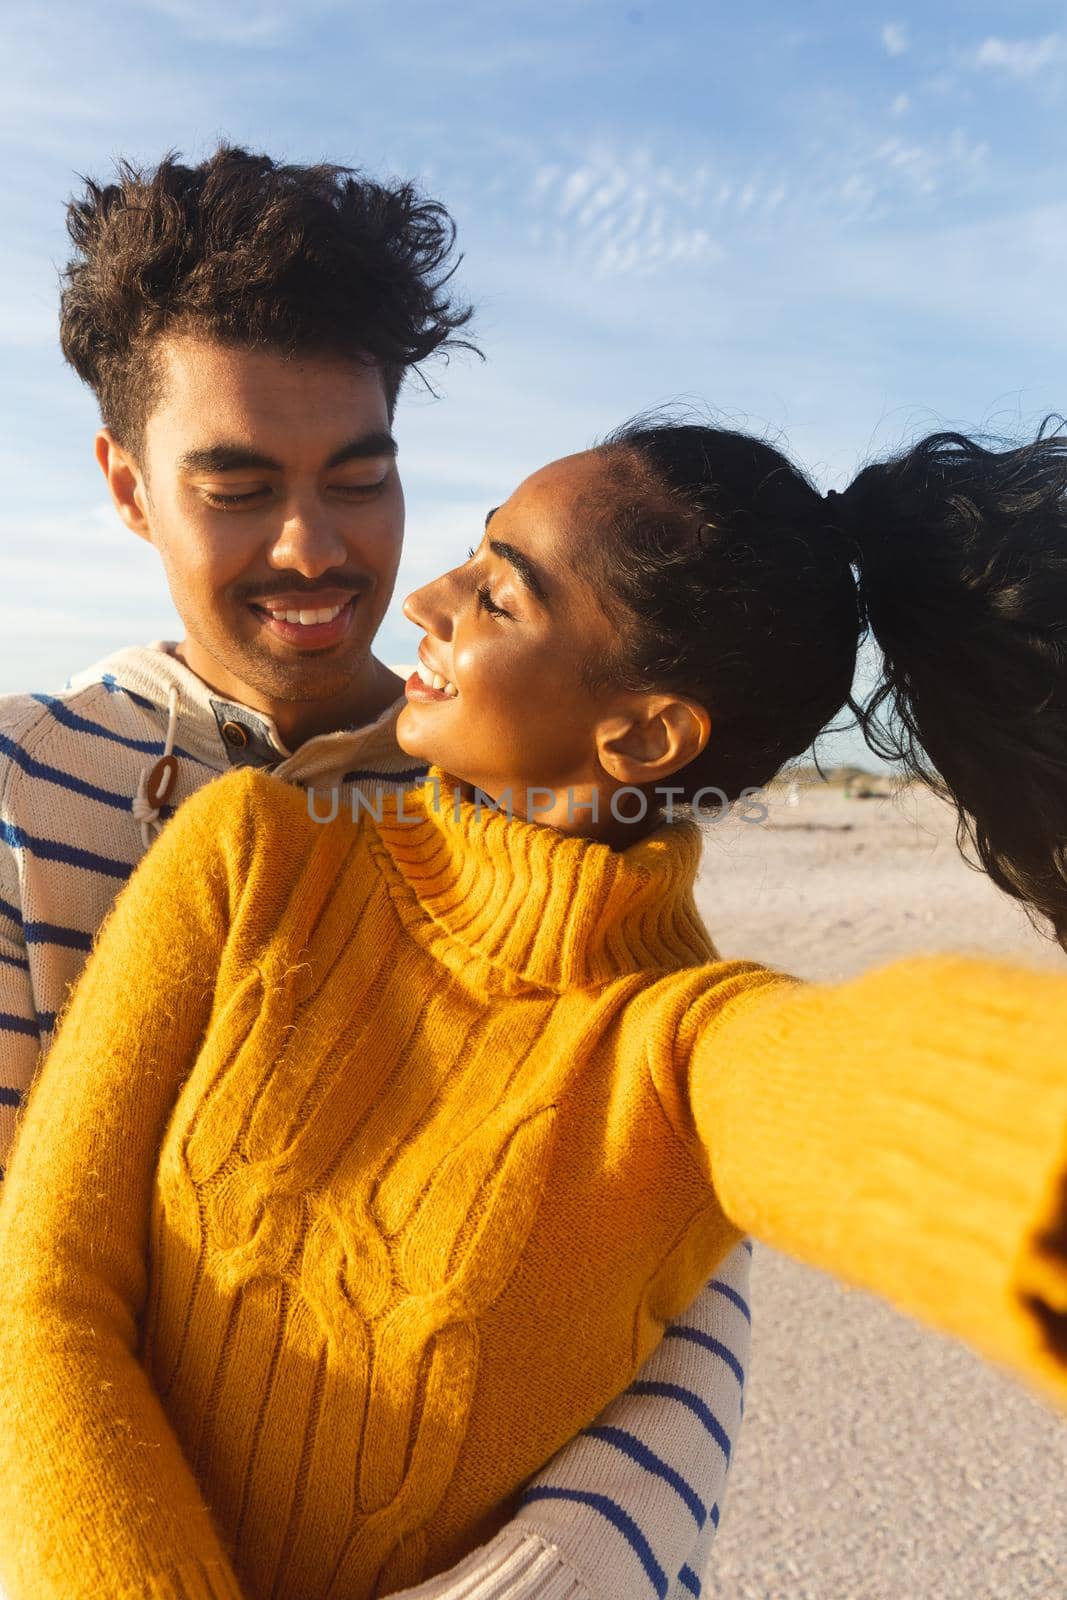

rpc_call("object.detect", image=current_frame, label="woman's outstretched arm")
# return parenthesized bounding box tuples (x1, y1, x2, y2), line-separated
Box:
(665, 954, 1067, 1410)
(0, 771, 257, 1600)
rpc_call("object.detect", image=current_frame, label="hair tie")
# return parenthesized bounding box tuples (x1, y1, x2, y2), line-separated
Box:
(820, 488, 867, 570)
(822, 487, 851, 541)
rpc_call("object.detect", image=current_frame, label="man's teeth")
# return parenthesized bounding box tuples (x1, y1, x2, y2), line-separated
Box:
(416, 662, 458, 697)
(266, 602, 346, 626)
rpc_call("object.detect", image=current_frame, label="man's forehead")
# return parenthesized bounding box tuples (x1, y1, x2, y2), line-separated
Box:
(146, 335, 393, 463)
(154, 332, 387, 403)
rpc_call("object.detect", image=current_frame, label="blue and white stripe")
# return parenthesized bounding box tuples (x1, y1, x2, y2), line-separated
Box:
(0, 643, 427, 1163)
(515, 1240, 753, 1599)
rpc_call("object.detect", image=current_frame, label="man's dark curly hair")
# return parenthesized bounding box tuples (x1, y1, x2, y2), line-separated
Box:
(59, 144, 477, 463)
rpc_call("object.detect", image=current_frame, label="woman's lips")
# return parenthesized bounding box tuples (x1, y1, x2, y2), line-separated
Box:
(404, 670, 455, 703)
(250, 596, 356, 648)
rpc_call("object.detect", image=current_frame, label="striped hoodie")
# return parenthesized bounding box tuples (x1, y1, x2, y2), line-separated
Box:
(0, 639, 750, 1600)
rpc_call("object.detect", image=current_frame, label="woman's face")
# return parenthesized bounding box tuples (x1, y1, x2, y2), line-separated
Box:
(397, 449, 709, 839)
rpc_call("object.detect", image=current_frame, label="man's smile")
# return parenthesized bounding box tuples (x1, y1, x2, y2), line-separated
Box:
(248, 593, 359, 649)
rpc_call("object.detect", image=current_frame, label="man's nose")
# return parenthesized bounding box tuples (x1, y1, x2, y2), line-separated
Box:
(267, 502, 349, 577)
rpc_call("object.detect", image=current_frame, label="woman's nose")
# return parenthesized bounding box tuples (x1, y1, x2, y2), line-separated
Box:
(402, 577, 454, 638)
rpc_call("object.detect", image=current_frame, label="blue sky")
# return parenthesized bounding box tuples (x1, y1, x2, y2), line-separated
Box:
(3, 0, 1066, 769)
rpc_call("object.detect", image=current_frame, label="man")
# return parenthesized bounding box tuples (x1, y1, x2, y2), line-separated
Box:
(0, 146, 749, 1600)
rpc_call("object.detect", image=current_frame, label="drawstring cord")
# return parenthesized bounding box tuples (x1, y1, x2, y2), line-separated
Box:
(133, 686, 180, 851)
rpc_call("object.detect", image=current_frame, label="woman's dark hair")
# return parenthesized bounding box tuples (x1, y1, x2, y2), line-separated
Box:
(588, 420, 860, 801)
(590, 417, 1067, 945)
(844, 424, 1067, 948)
(59, 144, 477, 463)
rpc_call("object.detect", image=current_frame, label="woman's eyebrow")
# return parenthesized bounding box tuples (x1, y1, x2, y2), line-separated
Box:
(488, 539, 551, 605)
(482, 507, 552, 605)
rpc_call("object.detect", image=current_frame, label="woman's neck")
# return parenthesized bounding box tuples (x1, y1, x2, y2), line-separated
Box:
(450, 777, 665, 851)
(374, 767, 713, 989)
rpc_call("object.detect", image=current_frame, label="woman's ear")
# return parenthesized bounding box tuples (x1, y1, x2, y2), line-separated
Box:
(594, 694, 711, 786)
(95, 429, 154, 543)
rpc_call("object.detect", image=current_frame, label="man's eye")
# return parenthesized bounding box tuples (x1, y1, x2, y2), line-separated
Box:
(203, 490, 263, 508)
(336, 479, 387, 496)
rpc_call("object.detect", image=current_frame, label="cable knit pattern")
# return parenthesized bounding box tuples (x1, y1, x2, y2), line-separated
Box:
(0, 639, 755, 1600)
(0, 764, 1065, 1600)
(138, 774, 733, 1600)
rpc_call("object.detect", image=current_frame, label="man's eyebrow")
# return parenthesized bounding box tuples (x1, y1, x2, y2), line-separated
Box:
(325, 433, 398, 469)
(176, 431, 398, 475)
(487, 537, 551, 605)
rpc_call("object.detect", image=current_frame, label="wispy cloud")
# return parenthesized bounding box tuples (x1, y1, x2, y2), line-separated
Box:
(868, 128, 988, 200)
(517, 115, 993, 280)
(880, 22, 909, 58)
(973, 33, 1067, 78)
(528, 147, 725, 279)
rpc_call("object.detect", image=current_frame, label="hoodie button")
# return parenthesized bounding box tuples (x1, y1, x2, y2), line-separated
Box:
(221, 720, 249, 748)
(144, 754, 178, 808)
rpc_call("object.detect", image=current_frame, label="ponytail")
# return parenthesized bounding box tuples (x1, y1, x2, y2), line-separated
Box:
(840, 423, 1067, 941)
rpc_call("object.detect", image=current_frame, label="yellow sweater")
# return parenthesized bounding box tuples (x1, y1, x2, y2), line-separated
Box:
(0, 767, 1065, 1600)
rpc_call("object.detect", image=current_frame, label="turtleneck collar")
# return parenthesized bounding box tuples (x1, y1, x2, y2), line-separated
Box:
(371, 768, 716, 991)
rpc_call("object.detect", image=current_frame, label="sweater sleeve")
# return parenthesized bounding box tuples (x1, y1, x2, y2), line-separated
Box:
(0, 769, 259, 1600)
(679, 954, 1067, 1411)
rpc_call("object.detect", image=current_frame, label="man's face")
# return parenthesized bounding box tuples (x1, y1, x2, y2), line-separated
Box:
(113, 334, 404, 714)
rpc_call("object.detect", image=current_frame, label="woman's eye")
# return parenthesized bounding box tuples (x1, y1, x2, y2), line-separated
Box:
(476, 583, 509, 618)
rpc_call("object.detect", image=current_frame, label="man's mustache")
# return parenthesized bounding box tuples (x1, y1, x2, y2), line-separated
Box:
(234, 576, 375, 603)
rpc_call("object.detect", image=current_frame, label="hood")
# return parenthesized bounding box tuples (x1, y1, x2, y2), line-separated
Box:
(69, 640, 415, 847)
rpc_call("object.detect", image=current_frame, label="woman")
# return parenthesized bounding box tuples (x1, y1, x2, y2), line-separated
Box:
(0, 420, 1064, 1600)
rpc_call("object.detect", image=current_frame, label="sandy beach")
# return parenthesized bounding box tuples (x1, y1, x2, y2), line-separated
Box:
(689, 782, 1066, 1600)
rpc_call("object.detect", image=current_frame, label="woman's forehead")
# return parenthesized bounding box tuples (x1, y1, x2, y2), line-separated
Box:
(501, 450, 612, 535)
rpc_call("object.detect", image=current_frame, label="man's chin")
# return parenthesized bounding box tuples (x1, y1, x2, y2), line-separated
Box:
(234, 639, 371, 703)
